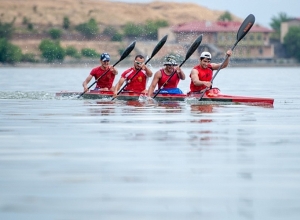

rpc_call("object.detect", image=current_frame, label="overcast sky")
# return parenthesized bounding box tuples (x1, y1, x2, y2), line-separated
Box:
(111, 0, 299, 28)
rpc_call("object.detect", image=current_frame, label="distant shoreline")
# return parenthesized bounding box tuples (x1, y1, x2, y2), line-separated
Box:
(1, 58, 299, 68)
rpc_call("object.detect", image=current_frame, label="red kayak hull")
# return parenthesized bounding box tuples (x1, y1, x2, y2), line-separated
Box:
(56, 88, 274, 105)
(187, 88, 274, 105)
(56, 90, 186, 101)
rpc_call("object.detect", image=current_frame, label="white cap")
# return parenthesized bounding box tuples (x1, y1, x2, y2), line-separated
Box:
(200, 51, 211, 59)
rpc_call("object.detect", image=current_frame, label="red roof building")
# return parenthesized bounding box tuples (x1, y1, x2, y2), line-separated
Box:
(161, 20, 275, 59)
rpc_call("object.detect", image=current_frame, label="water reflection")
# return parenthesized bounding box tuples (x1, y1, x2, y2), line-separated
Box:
(89, 100, 185, 114)
(190, 104, 215, 113)
(84, 101, 116, 116)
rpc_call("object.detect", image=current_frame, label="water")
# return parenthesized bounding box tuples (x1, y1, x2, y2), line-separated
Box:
(1, 66, 300, 220)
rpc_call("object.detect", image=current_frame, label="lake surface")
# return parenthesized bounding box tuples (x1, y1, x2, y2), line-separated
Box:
(1, 66, 300, 220)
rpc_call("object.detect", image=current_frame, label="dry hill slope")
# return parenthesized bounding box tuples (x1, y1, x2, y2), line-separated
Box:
(0, 0, 241, 63)
(0, 0, 239, 27)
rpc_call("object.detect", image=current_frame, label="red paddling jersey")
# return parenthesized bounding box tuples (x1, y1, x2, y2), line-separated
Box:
(121, 67, 148, 92)
(90, 66, 115, 89)
(158, 69, 180, 89)
(189, 64, 213, 92)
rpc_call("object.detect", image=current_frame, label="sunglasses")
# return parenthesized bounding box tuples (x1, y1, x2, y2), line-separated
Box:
(165, 64, 176, 66)
(134, 61, 143, 65)
(102, 60, 110, 63)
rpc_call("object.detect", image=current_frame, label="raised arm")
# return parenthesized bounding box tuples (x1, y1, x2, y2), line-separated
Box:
(211, 50, 232, 70)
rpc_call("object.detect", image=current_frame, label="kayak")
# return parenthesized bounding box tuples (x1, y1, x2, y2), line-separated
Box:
(56, 90, 186, 101)
(56, 88, 274, 105)
(187, 88, 274, 105)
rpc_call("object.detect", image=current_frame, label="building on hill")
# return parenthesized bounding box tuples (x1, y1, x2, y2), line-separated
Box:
(281, 18, 300, 43)
(159, 20, 274, 60)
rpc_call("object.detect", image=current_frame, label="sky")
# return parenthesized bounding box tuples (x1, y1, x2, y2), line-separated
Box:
(111, 0, 299, 28)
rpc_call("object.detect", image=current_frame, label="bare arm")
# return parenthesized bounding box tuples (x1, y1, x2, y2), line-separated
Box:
(211, 49, 232, 70)
(190, 69, 212, 88)
(82, 75, 93, 92)
(175, 66, 185, 80)
(142, 64, 153, 77)
(148, 70, 162, 97)
(113, 77, 126, 97)
(109, 65, 118, 75)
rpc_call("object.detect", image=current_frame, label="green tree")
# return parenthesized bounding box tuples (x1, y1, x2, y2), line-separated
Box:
(63, 16, 70, 29)
(0, 21, 14, 39)
(123, 22, 144, 38)
(65, 46, 78, 56)
(0, 38, 22, 63)
(48, 28, 62, 39)
(103, 26, 123, 41)
(218, 11, 233, 21)
(270, 12, 291, 40)
(39, 39, 65, 62)
(81, 48, 99, 58)
(27, 23, 34, 31)
(123, 19, 168, 39)
(111, 32, 123, 42)
(22, 17, 29, 25)
(284, 26, 300, 62)
(65, 46, 81, 59)
(144, 19, 168, 39)
(75, 18, 99, 39)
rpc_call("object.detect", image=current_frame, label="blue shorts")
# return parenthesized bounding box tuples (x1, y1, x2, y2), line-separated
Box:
(155, 88, 183, 94)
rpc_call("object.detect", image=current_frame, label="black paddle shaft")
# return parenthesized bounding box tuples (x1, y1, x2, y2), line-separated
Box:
(112, 35, 168, 100)
(198, 14, 255, 101)
(153, 34, 203, 99)
(77, 41, 136, 98)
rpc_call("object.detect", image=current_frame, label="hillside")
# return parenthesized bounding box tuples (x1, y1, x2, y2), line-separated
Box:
(0, 0, 240, 27)
(0, 0, 241, 64)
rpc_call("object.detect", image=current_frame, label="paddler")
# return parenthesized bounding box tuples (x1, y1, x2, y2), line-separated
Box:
(82, 53, 118, 92)
(113, 55, 153, 97)
(189, 50, 232, 93)
(147, 55, 186, 97)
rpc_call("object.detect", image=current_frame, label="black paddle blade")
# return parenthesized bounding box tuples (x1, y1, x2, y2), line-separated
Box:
(236, 14, 255, 43)
(119, 41, 136, 62)
(184, 34, 203, 61)
(148, 35, 168, 61)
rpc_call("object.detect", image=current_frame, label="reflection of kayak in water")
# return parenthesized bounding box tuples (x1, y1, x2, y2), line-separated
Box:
(56, 88, 274, 105)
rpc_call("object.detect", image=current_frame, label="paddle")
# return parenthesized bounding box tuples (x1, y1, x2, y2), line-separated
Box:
(198, 14, 255, 101)
(153, 34, 203, 99)
(77, 41, 136, 98)
(112, 34, 168, 101)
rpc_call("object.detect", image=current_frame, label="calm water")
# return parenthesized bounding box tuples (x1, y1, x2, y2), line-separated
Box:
(1, 66, 300, 220)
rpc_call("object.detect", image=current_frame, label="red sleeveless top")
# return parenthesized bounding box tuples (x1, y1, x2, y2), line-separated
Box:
(189, 64, 213, 92)
(158, 69, 180, 89)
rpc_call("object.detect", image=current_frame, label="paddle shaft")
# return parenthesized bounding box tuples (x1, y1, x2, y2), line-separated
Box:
(84, 60, 119, 92)
(198, 14, 255, 101)
(152, 61, 185, 99)
(78, 41, 136, 98)
(153, 34, 203, 99)
(115, 57, 151, 97)
(112, 35, 168, 100)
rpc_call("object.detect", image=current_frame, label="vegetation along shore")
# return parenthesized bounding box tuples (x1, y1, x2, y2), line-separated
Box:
(0, 0, 299, 66)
